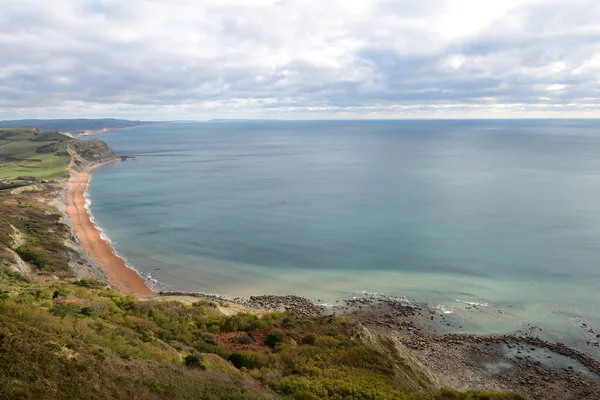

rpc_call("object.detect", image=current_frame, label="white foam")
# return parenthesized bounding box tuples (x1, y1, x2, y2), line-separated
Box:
(432, 304, 454, 314)
(455, 299, 490, 307)
(318, 303, 334, 308)
(349, 290, 414, 304)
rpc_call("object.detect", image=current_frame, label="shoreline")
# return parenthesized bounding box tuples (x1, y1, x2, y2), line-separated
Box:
(67, 160, 155, 297)
(63, 161, 600, 397)
(77, 123, 159, 137)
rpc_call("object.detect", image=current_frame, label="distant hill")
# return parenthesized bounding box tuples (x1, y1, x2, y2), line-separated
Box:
(0, 118, 161, 133)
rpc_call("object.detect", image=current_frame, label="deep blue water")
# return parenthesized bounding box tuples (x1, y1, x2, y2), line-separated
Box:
(88, 120, 600, 346)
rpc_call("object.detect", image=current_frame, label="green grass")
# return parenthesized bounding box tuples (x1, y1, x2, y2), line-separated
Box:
(0, 127, 70, 180)
(0, 266, 525, 400)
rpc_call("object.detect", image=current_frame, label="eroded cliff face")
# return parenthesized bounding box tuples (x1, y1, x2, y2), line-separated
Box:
(0, 183, 105, 282)
(68, 139, 119, 173)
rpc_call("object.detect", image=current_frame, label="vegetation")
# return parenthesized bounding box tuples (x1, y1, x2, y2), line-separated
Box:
(0, 127, 70, 180)
(0, 184, 74, 276)
(0, 265, 525, 400)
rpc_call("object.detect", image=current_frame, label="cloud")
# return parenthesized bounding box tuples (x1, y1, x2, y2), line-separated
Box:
(0, 0, 599, 119)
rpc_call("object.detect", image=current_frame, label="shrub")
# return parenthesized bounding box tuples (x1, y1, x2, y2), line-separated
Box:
(74, 279, 106, 289)
(228, 353, 253, 369)
(314, 335, 340, 348)
(0, 291, 8, 300)
(52, 287, 70, 299)
(264, 328, 283, 349)
(200, 332, 216, 341)
(293, 391, 320, 400)
(80, 306, 95, 316)
(184, 354, 206, 369)
(301, 333, 317, 345)
(232, 333, 254, 345)
(15, 246, 48, 269)
(49, 303, 81, 317)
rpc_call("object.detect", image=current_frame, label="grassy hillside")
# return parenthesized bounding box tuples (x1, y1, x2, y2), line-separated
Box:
(0, 127, 70, 180)
(0, 269, 522, 400)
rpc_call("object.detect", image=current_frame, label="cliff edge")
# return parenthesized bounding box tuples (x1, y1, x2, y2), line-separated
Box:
(68, 138, 119, 173)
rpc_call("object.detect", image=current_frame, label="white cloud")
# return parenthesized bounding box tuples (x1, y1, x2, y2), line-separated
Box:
(545, 84, 568, 91)
(0, 0, 599, 119)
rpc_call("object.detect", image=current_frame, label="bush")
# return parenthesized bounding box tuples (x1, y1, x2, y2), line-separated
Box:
(184, 355, 206, 369)
(264, 328, 283, 349)
(314, 335, 340, 348)
(228, 353, 253, 369)
(232, 333, 254, 345)
(301, 333, 317, 345)
(293, 391, 320, 400)
(74, 279, 106, 289)
(200, 332, 216, 341)
(0, 291, 8, 300)
(52, 287, 70, 299)
(15, 246, 48, 269)
(49, 303, 81, 317)
(80, 306, 96, 316)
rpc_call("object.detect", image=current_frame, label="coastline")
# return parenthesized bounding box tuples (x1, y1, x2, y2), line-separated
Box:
(67, 160, 155, 297)
(62, 157, 600, 398)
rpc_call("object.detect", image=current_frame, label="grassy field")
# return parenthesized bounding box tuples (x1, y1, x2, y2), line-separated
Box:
(0, 127, 70, 180)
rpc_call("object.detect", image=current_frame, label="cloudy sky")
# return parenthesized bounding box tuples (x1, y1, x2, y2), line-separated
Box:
(1, 0, 599, 120)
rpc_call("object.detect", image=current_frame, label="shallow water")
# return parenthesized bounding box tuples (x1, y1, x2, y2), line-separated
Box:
(88, 120, 600, 352)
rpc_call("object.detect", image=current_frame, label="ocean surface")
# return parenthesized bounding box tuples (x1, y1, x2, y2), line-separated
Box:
(88, 120, 600, 350)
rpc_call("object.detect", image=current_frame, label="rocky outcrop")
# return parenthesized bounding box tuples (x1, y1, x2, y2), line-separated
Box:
(68, 139, 118, 173)
(158, 292, 323, 318)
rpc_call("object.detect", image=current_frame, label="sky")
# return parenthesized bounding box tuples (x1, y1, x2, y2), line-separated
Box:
(1, 0, 600, 120)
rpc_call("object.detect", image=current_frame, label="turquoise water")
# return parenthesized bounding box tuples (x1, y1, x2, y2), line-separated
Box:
(88, 120, 600, 349)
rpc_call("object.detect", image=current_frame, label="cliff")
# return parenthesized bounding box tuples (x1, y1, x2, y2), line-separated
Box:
(68, 139, 119, 173)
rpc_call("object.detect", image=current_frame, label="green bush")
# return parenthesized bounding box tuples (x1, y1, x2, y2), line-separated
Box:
(228, 353, 253, 369)
(16, 246, 48, 269)
(80, 306, 96, 316)
(292, 391, 320, 400)
(301, 333, 317, 345)
(265, 328, 284, 348)
(52, 287, 70, 299)
(184, 355, 206, 369)
(49, 303, 81, 317)
(74, 279, 106, 289)
(0, 291, 8, 300)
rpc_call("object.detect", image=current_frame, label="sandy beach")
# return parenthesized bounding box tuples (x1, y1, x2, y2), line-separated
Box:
(67, 161, 155, 297)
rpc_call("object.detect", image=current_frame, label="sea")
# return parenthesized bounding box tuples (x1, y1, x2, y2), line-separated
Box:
(87, 120, 600, 353)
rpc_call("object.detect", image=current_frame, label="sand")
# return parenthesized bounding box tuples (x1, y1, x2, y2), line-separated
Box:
(67, 161, 155, 297)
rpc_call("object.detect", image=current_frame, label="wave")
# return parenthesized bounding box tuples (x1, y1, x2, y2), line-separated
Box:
(455, 299, 490, 307)
(318, 303, 335, 308)
(432, 304, 454, 314)
(346, 290, 414, 304)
